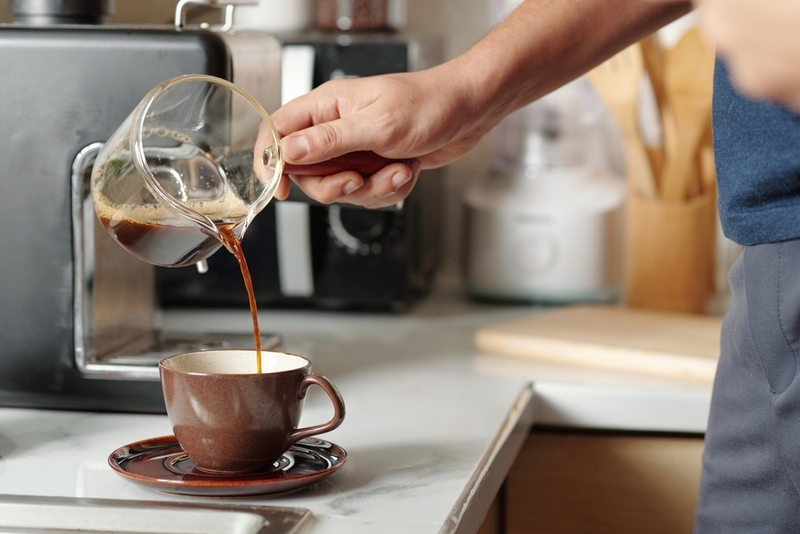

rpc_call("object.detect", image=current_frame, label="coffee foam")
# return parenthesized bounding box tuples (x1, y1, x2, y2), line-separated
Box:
(163, 351, 308, 375)
(93, 181, 250, 225)
(92, 128, 253, 225)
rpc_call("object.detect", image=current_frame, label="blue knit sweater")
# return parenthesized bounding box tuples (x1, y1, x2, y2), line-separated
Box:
(714, 60, 800, 246)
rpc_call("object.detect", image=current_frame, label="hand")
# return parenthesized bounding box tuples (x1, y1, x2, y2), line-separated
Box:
(697, 0, 800, 111)
(270, 66, 493, 208)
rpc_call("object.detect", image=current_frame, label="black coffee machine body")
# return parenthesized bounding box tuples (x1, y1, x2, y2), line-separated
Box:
(0, 0, 282, 412)
(157, 33, 443, 313)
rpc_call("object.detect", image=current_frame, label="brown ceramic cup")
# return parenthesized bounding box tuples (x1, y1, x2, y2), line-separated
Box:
(159, 349, 345, 474)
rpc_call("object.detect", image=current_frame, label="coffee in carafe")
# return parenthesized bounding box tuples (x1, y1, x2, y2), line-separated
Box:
(93, 163, 252, 269)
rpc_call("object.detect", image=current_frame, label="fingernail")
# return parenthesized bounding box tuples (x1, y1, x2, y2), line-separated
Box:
(409, 159, 421, 176)
(343, 181, 361, 195)
(282, 135, 309, 161)
(391, 171, 411, 190)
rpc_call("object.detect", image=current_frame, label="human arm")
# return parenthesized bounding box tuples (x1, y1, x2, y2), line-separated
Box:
(271, 0, 692, 207)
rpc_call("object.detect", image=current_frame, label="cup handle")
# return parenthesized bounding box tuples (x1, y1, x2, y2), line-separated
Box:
(286, 374, 346, 446)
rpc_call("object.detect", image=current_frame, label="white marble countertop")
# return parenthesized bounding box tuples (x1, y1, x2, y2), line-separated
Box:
(0, 288, 713, 533)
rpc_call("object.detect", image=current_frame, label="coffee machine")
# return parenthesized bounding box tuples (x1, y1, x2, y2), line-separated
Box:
(0, 0, 282, 412)
(157, 33, 442, 312)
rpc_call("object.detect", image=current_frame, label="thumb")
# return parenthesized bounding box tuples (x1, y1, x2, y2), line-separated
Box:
(280, 114, 388, 165)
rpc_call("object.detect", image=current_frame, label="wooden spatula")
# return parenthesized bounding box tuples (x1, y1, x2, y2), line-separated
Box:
(588, 44, 658, 200)
(660, 27, 716, 202)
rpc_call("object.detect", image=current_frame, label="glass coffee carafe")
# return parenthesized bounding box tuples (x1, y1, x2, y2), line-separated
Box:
(91, 74, 283, 269)
(92, 73, 406, 270)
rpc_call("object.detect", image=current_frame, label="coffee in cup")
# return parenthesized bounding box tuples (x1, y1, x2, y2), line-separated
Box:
(159, 349, 345, 474)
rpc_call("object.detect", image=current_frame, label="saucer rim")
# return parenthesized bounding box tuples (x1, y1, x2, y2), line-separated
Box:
(108, 435, 346, 496)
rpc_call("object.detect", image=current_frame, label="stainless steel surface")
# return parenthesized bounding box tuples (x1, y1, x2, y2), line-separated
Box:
(0, 494, 312, 534)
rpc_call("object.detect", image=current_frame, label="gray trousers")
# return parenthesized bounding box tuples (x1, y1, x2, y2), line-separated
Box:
(695, 240, 800, 532)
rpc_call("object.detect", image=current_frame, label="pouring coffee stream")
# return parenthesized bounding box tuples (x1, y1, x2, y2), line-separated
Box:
(202, 152, 404, 375)
(218, 225, 263, 373)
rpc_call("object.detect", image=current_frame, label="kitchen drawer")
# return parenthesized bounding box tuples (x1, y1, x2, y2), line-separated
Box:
(505, 429, 704, 534)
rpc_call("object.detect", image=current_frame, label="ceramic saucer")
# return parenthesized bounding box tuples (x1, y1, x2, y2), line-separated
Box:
(108, 435, 346, 497)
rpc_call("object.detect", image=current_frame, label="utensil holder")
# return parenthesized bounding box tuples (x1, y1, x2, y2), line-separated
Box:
(623, 191, 716, 314)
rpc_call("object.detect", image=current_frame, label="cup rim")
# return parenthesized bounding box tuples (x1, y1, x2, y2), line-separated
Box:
(158, 349, 311, 376)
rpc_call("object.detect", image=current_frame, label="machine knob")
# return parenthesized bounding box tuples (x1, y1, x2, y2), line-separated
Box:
(328, 205, 393, 255)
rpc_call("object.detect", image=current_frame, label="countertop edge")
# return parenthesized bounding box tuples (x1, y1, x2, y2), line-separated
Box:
(532, 381, 712, 433)
(440, 383, 536, 534)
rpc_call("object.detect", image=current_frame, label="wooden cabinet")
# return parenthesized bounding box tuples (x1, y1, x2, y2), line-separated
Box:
(479, 429, 705, 534)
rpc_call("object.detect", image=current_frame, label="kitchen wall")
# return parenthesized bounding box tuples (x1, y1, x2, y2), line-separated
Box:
(0, 0, 496, 279)
(406, 0, 498, 279)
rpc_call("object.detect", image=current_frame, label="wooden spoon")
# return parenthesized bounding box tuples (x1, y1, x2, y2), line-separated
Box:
(588, 44, 658, 200)
(640, 34, 668, 127)
(660, 26, 716, 202)
(640, 33, 669, 183)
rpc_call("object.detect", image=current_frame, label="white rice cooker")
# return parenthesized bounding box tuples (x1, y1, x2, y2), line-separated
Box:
(464, 78, 626, 303)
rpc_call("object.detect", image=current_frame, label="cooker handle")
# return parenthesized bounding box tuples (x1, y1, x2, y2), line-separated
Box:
(174, 0, 258, 31)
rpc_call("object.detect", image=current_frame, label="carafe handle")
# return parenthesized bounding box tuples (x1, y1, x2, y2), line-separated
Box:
(284, 151, 415, 177)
